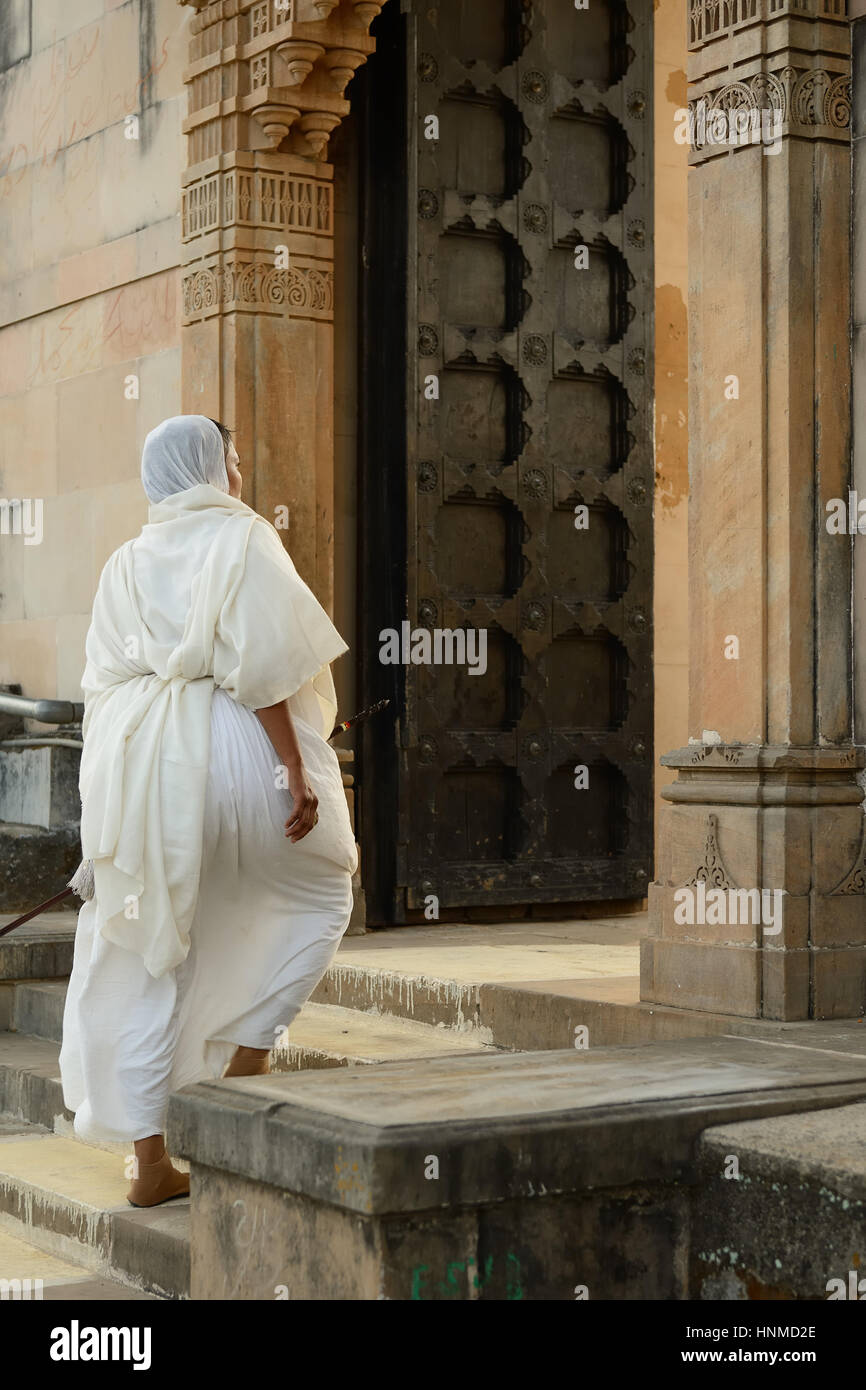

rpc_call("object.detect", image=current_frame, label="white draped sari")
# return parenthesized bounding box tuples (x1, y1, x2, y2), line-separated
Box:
(59, 482, 357, 1144)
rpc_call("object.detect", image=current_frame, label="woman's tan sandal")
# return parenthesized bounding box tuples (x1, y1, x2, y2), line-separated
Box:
(127, 1151, 190, 1208)
(222, 1046, 271, 1078)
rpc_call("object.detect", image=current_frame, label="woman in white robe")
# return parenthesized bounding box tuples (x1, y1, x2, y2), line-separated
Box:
(59, 415, 358, 1207)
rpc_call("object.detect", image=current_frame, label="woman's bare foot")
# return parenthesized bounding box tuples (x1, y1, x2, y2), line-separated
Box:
(128, 1134, 189, 1208)
(223, 1045, 271, 1078)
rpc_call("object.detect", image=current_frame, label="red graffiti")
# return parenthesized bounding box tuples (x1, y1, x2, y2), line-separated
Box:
(0, 29, 173, 197)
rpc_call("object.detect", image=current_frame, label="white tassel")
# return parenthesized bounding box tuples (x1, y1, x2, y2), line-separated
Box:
(68, 858, 95, 902)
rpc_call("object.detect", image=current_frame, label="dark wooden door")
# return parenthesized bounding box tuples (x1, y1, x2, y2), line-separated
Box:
(357, 0, 653, 923)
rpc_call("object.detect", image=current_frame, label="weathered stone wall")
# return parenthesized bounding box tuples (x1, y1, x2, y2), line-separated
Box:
(0, 0, 189, 712)
(853, 9, 866, 747)
(190, 1163, 692, 1300)
(653, 0, 690, 843)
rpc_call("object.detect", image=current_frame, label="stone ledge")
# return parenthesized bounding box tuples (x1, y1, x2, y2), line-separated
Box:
(698, 1100, 866, 1202)
(692, 1102, 866, 1299)
(168, 1037, 866, 1217)
(0, 914, 77, 980)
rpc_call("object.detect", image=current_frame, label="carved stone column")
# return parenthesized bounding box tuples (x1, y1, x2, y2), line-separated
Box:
(178, 0, 378, 604)
(641, 0, 862, 1019)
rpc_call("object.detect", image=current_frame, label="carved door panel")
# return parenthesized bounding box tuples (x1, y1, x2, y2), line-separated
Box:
(357, 0, 653, 923)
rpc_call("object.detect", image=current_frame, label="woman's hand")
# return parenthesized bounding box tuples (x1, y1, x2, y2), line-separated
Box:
(253, 699, 320, 844)
(285, 763, 318, 842)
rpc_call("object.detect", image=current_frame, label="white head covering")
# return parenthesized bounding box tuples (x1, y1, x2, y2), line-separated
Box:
(140, 415, 229, 503)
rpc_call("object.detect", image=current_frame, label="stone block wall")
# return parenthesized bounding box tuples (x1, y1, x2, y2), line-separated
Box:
(0, 0, 188, 711)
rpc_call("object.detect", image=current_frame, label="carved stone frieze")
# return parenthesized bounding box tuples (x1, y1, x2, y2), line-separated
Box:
(686, 0, 850, 165)
(687, 66, 850, 159)
(689, 0, 849, 50)
(182, 258, 334, 321)
(182, 164, 334, 240)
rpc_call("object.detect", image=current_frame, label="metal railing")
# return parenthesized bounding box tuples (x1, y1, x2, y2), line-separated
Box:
(0, 688, 83, 726)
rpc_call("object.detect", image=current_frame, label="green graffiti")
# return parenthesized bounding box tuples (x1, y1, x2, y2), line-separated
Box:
(505, 1251, 524, 1301)
(409, 1252, 523, 1300)
(441, 1260, 467, 1298)
(410, 1264, 430, 1301)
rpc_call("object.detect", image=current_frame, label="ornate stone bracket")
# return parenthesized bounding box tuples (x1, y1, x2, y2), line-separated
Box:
(179, 0, 377, 162)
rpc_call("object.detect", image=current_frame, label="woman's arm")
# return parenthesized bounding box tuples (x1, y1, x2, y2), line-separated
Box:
(254, 699, 319, 842)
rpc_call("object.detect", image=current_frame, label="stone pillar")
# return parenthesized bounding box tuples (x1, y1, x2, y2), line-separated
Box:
(641, 0, 862, 1020)
(178, 0, 378, 603)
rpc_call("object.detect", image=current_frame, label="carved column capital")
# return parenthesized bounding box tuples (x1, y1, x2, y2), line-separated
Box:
(180, 0, 378, 163)
(686, 0, 851, 165)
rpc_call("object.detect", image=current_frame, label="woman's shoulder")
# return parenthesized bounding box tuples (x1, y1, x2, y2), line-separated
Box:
(245, 514, 298, 571)
(97, 537, 136, 582)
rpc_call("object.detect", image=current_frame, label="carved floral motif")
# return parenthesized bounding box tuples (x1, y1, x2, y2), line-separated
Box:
(683, 814, 738, 891)
(688, 66, 851, 155)
(182, 262, 334, 318)
(830, 824, 866, 896)
(688, 743, 744, 764)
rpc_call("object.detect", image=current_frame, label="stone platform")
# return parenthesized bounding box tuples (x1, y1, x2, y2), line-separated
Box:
(169, 1035, 866, 1300)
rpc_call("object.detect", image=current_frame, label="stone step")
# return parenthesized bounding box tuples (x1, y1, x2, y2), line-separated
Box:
(271, 1001, 500, 1069)
(6, 920, 866, 1065)
(0, 997, 494, 1302)
(694, 1100, 866, 1299)
(311, 960, 489, 1036)
(306, 923, 663, 1047)
(0, 913, 758, 1056)
(0, 1031, 71, 1131)
(5, 980, 501, 1064)
(0, 1119, 189, 1299)
(312, 950, 866, 1052)
(0, 942, 742, 1057)
(0, 912, 77, 992)
(0, 1223, 160, 1301)
(10, 980, 66, 1041)
(311, 956, 703, 1048)
(0, 825, 80, 913)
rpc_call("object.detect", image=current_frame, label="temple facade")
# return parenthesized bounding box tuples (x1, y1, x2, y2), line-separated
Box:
(2, 0, 858, 1023)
